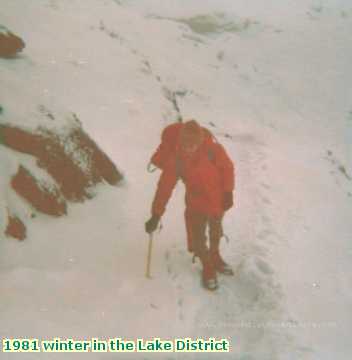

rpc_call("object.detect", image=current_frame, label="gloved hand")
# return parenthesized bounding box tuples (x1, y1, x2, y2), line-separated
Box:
(223, 192, 234, 211)
(145, 215, 160, 234)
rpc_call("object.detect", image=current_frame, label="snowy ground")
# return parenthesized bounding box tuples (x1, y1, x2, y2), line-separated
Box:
(1, 0, 352, 359)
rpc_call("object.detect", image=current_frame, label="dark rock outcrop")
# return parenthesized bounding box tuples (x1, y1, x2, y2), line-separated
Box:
(0, 28, 25, 58)
(0, 120, 122, 240)
(1, 123, 122, 203)
(5, 214, 26, 240)
(11, 165, 67, 216)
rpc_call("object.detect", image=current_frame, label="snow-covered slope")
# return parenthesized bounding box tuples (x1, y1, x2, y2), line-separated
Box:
(1, 0, 351, 359)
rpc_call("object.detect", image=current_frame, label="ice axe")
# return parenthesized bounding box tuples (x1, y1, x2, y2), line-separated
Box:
(145, 233, 153, 279)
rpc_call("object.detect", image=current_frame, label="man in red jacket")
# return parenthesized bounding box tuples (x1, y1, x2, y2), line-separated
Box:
(145, 120, 235, 290)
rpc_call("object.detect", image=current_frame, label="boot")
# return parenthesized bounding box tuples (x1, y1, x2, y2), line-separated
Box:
(200, 254, 218, 291)
(210, 251, 234, 276)
(208, 217, 234, 276)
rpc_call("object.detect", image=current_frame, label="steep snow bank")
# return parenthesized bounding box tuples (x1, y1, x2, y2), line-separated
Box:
(0, 0, 351, 359)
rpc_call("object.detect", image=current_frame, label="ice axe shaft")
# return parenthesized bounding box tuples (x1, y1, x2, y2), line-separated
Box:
(145, 233, 153, 278)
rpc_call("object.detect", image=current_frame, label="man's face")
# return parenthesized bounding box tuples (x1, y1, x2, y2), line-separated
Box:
(181, 135, 201, 155)
(182, 143, 199, 154)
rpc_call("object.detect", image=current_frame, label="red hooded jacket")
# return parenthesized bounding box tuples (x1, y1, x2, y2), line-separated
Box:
(151, 123, 235, 218)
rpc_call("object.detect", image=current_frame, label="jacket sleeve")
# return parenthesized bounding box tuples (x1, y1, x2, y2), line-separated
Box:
(151, 157, 178, 217)
(150, 124, 180, 169)
(213, 143, 235, 192)
(150, 137, 171, 169)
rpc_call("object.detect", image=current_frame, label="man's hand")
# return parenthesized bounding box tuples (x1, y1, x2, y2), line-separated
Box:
(223, 192, 234, 211)
(145, 215, 160, 234)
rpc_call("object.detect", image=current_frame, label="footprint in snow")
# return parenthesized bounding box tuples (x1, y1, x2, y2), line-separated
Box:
(261, 196, 272, 205)
(177, 298, 184, 320)
(260, 182, 271, 190)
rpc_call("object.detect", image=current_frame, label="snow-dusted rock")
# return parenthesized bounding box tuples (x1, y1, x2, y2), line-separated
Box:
(5, 214, 26, 240)
(11, 165, 67, 217)
(0, 106, 122, 239)
(1, 122, 122, 202)
(0, 25, 25, 58)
